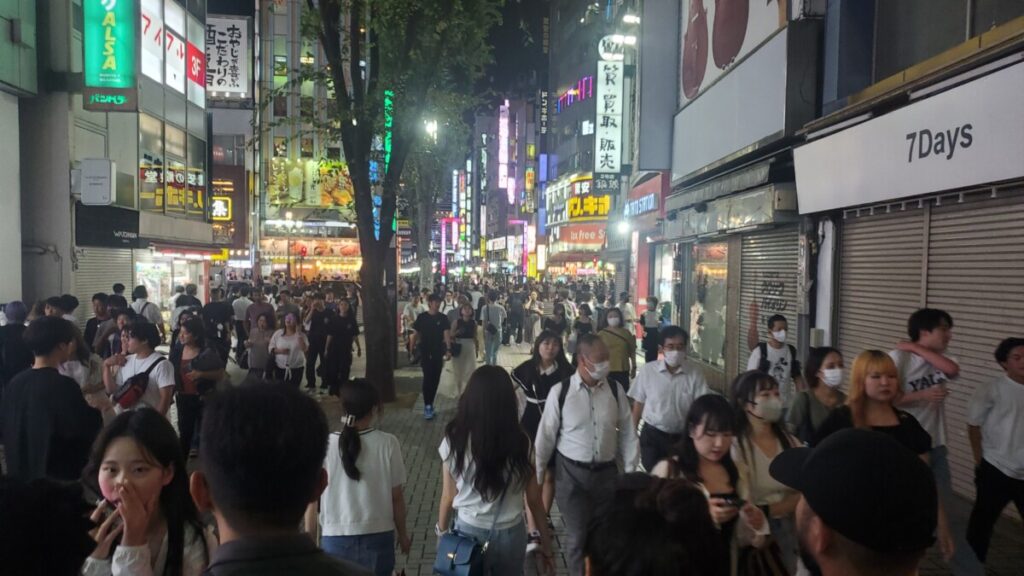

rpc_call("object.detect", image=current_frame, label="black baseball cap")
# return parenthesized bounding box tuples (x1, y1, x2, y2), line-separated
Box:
(769, 428, 936, 554)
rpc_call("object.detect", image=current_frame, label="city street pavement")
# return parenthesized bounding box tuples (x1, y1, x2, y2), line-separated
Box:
(222, 339, 1024, 576)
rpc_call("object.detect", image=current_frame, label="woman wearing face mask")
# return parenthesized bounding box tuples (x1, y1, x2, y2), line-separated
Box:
(730, 370, 801, 574)
(812, 350, 954, 562)
(787, 347, 846, 444)
(305, 379, 411, 575)
(511, 331, 574, 552)
(598, 307, 637, 392)
(448, 303, 482, 397)
(652, 394, 768, 576)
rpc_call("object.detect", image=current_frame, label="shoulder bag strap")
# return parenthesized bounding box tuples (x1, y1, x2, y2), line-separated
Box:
(485, 486, 509, 548)
(142, 356, 167, 377)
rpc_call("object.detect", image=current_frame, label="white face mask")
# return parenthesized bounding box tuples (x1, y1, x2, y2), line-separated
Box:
(822, 368, 844, 388)
(771, 330, 787, 343)
(753, 397, 784, 423)
(587, 360, 611, 381)
(664, 350, 682, 367)
(607, 317, 621, 327)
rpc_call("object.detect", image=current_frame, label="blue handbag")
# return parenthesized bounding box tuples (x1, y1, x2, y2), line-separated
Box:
(433, 488, 508, 576)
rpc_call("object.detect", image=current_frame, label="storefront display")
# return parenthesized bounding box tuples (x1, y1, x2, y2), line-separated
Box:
(686, 242, 728, 369)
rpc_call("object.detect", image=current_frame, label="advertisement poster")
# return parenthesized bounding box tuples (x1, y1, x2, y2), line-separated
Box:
(679, 0, 787, 103)
(83, 0, 137, 110)
(206, 18, 249, 95)
(266, 158, 356, 222)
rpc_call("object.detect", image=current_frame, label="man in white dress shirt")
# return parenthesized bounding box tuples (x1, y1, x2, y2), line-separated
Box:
(628, 325, 711, 471)
(534, 333, 638, 576)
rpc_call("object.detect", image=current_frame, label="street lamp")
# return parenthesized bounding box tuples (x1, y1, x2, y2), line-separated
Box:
(424, 119, 439, 143)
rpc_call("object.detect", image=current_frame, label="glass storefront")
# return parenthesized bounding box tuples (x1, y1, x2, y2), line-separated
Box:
(686, 242, 728, 369)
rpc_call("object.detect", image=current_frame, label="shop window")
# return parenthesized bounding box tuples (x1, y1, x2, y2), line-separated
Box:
(139, 114, 165, 213)
(687, 242, 728, 369)
(973, 0, 1024, 35)
(165, 124, 188, 215)
(274, 95, 288, 117)
(187, 135, 207, 220)
(874, 0, 967, 81)
(274, 137, 288, 158)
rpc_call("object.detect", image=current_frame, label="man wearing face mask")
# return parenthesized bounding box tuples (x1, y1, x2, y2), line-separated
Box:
(747, 311, 804, 415)
(627, 326, 711, 471)
(534, 333, 639, 576)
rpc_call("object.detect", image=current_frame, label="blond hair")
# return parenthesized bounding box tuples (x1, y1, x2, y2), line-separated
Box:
(846, 350, 902, 428)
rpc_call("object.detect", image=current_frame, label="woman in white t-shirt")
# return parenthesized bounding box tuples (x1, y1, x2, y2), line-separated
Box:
(305, 379, 410, 576)
(269, 313, 308, 388)
(436, 366, 555, 576)
(101, 323, 175, 416)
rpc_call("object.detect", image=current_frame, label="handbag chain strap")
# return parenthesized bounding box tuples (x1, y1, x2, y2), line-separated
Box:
(483, 485, 509, 551)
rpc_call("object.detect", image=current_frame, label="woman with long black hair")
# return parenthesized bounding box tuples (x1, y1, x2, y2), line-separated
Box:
(81, 409, 213, 576)
(511, 330, 573, 551)
(306, 379, 411, 576)
(652, 394, 767, 576)
(169, 317, 225, 457)
(437, 366, 555, 576)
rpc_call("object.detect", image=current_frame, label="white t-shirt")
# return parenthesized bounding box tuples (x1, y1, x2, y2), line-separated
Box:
(320, 430, 407, 536)
(747, 344, 797, 409)
(114, 353, 175, 413)
(889, 349, 954, 448)
(269, 330, 308, 369)
(967, 374, 1024, 480)
(438, 437, 525, 531)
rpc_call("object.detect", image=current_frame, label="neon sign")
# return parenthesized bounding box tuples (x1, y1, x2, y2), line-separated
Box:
(556, 76, 594, 113)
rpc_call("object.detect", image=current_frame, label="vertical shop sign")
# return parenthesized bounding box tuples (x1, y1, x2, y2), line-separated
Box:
(187, 40, 206, 106)
(498, 102, 510, 192)
(206, 18, 249, 95)
(595, 59, 624, 173)
(83, 0, 138, 111)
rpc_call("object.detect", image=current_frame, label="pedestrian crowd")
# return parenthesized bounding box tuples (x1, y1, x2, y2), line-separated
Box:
(0, 272, 1021, 576)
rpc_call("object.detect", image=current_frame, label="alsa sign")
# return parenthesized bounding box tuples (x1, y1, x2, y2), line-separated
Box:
(83, 0, 138, 111)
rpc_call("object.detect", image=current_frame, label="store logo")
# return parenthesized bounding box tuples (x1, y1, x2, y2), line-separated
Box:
(113, 230, 138, 240)
(624, 193, 659, 216)
(89, 93, 127, 105)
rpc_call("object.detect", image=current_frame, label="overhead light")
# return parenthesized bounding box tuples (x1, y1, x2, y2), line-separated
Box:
(623, 14, 641, 24)
(616, 221, 630, 234)
(623, 35, 637, 46)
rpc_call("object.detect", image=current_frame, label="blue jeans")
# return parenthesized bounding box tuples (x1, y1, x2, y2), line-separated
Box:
(321, 531, 395, 576)
(484, 332, 501, 366)
(930, 446, 984, 576)
(452, 518, 526, 576)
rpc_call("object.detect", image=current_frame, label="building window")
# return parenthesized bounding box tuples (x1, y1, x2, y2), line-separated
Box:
(972, 0, 1024, 36)
(187, 135, 207, 220)
(139, 114, 165, 214)
(165, 124, 188, 215)
(874, 0, 967, 81)
(687, 242, 728, 369)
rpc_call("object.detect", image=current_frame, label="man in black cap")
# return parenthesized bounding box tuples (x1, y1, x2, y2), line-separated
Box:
(769, 428, 937, 576)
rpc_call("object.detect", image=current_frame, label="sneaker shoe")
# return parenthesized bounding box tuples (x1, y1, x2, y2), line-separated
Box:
(526, 530, 542, 554)
(424, 405, 435, 420)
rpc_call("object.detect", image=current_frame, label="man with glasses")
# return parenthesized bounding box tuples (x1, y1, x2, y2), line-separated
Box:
(628, 326, 711, 471)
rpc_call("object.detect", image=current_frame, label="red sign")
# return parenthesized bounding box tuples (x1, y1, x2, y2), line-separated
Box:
(564, 224, 606, 245)
(186, 42, 205, 86)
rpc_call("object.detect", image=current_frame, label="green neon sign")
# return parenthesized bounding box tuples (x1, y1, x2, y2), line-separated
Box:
(383, 90, 394, 173)
(83, 0, 137, 90)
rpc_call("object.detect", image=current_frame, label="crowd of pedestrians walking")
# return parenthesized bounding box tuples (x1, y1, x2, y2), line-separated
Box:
(0, 275, 1021, 576)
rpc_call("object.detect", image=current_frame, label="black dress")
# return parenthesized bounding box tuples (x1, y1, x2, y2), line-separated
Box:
(512, 360, 573, 443)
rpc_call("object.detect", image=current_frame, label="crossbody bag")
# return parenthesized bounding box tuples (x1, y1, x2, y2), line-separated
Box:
(434, 487, 508, 576)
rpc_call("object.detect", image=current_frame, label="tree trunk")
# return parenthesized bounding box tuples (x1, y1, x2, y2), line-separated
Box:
(360, 252, 397, 402)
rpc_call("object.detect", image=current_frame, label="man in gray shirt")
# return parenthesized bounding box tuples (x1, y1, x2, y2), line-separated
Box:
(480, 291, 507, 366)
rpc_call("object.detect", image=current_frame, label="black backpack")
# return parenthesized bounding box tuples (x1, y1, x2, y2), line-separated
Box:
(756, 342, 802, 380)
(556, 375, 620, 415)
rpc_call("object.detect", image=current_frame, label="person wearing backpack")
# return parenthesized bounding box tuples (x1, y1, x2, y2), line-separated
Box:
(130, 285, 166, 343)
(101, 322, 175, 417)
(533, 333, 639, 576)
(746, 310, 804, 415)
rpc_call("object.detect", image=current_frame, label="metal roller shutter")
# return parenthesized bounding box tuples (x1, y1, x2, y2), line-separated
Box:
(926, 189, 1024, 503)
(837, 206, 926, 368)
(838, 187, 1024, 515)
(739, 227, 800, 373)
(74, 248, 134, 329)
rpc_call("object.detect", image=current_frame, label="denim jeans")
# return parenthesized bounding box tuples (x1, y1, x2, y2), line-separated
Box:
(484, 332, 501, 366)
(321, 531, 395, 576)
(452, 518, 526, 576)
(930, 445, 984, 575)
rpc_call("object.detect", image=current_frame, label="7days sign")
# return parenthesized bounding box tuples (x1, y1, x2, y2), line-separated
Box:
(83, 0, 138, 111)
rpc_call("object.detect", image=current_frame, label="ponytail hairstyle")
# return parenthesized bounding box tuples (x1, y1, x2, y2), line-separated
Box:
(338, 379, 380, 481)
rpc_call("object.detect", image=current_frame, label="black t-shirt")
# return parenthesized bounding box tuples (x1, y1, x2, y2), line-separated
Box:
(308, 309, 333, 339)
(413, 311, 450, 356)
(453, 318, 477, 340)
(202, 301, 235, 341)
(327, 314, 360, 352)
(812, 405, 931, 455)
(0, 367, 102, 481)
(0, 324, 33, 387)
(176, 295, 203, 309)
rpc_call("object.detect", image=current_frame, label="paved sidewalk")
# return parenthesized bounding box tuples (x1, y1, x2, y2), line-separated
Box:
(224, 340, 1023, 575)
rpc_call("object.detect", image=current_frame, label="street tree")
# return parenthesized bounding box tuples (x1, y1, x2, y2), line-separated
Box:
(267, 0, 501, 400)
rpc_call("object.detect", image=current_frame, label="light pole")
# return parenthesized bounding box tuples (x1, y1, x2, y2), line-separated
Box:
(284, 211, 297, 280)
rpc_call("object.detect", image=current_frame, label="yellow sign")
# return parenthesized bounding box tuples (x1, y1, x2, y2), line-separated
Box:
(568, 194, 611, 222)
(211, 196, 232, 221)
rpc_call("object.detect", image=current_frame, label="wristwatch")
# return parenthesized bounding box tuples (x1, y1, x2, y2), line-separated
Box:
(434, 523, 446, 537)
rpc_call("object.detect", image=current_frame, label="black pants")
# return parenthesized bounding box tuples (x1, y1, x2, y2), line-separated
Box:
(642, 328, 659, 362)
(274, 366, 303, 388)
(210, 337, 231, 365)
(305, 337, 326, 389)
(608, 371, 630, 394)
(421, 353, 444, 407)
(324, 348, 353, 395)
(508, 312, 524, 344)
(967, 459, 1024, 562)
(176, 393, 203, 455)
(234, 321, 247, 357)
(639, 423, 683, 472)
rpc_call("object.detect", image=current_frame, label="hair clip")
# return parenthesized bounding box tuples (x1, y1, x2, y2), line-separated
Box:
(343, 414, 356, 427)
